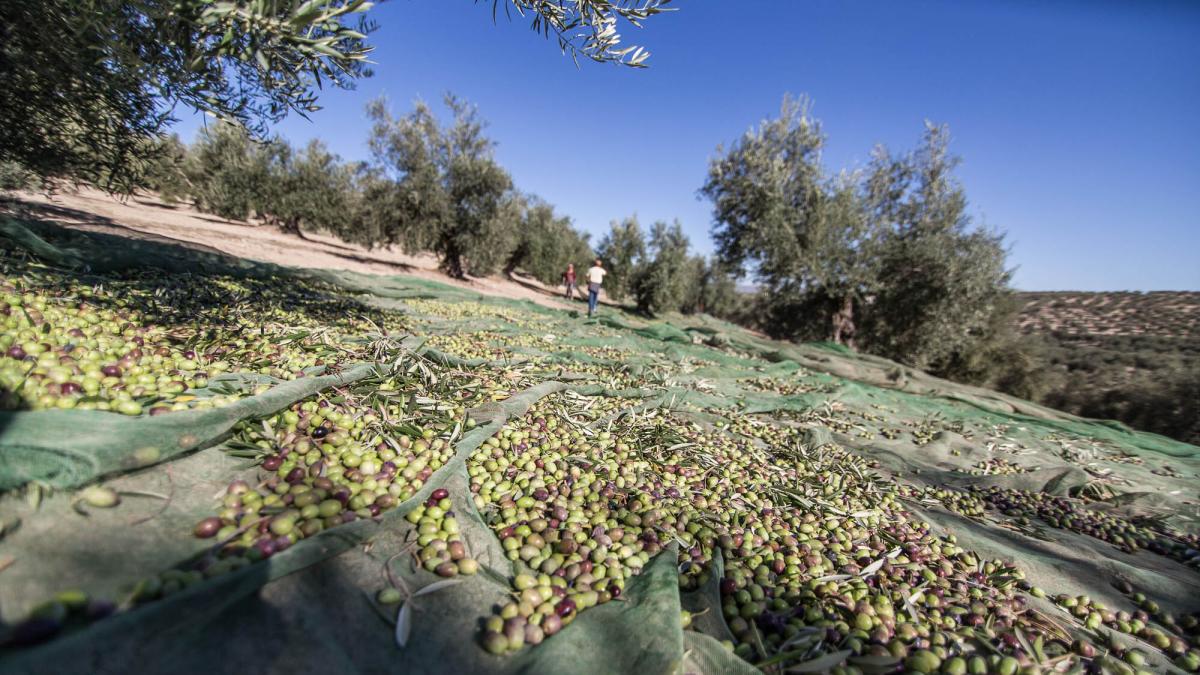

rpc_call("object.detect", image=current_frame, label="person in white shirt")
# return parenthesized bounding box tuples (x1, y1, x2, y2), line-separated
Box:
(585, 259, 606, 317)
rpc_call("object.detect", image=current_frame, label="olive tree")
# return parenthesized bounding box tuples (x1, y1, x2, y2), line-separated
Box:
(701, 96, 879, 344)
(366, 95, 515, 277)
(683, 257, 739, 318)
(504, 196, 594, 285)
(595, 216, 647, 302)
(632, 220, 692, 315)
(859, 123, 1013, 370)
(187, 122, 279, 221)
(141, 134, 193, 204)
(268, 140, 357, 238)
(702, 96, 1014, 373)
(1, 1, 675, 191)
(0, 0, 376, 191)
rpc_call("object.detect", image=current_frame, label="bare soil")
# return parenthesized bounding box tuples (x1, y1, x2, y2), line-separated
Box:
(8, 187, 610, 313)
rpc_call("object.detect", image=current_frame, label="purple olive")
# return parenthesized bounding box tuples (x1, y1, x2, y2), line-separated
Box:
(5, 345, 27, 360)
(261, 455, 283, 471)
(254, 538, 277, 558)
(6, 618, 62, 645)
(101, 365, 123, 377)
(86, 599, 117, 620)
(194, 517, 222, 539)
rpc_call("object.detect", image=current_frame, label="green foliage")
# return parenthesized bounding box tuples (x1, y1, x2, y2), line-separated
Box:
(595, 216, 647, 302)
(141, 135, 193, 204)
(496, 0, 671, 66)
(0, 0, 376, 191)
(187, 123, 278, 221)
(0, 162, 38, 193)
(930, 294, 1048, 401)
(365, 95, 515, 277)
(505, 196, 594, 285)
(858, 123, 1013, 370)
(632, 220, 691, 315)
(268, 140, 357, 236)
(685, 258, 740, 318)
(702, 96, 1012, 375)
(700, 96, 878, 342)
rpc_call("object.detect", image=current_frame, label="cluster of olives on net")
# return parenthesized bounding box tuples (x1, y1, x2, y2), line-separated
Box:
(192, 391, 461, 558)
(1, 376, 469, 648)
(0, 262, 402, 414)
(536, 359, 640, 390)
(467, 400, 664, 656)
(971, 486, 1200, 566)
(463, 395, 1131, 673)
(403, 299, 530, 326)
(1050, 588, 1200, 671)
(1, 278, 215, 414)
(740, 374, 832, 397)
(400, 493, 479, 578)
(710, 413, 803, 449)
(961, 459, 1034, 476)
(898, 485, 990, 519)
(425, 330, 546, 363)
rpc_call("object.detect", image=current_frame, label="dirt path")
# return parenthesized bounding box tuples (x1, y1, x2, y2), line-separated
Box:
(8, 187, 608, 313)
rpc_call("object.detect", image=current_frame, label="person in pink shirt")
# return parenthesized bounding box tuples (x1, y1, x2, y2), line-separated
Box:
(563, 263, 577, 299)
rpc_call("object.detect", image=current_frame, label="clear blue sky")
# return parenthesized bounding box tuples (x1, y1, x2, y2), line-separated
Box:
(175, 0, 1200, 291)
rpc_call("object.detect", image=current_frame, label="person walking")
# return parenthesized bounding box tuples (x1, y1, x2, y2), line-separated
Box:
(562, 263, 577, 300)
(586, 259, 606, 318)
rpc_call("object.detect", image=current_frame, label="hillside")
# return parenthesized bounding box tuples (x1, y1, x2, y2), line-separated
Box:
(1018, 291, 1200, 339)
(1015, 291, 1200, 445)
(2, 209, 1199, 674)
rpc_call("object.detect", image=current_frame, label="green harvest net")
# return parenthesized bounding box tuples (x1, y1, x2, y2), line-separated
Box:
(1, 217, 1198, 674)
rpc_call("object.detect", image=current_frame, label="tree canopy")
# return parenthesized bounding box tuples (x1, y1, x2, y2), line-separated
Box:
(0, 0, 376, 191)
(364, 95, 515, 277)
(595, 216, 647, 302)
(505, 196, 594, 286)
(703, 96, 1015, 377)
(0, 0, 674, 191)
(632, 220, 692, 315)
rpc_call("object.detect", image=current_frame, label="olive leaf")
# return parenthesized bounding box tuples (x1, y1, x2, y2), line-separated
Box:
(413, 579, 462, 597)
(394, 602, 412, 648)
(787, 649, 852, 673)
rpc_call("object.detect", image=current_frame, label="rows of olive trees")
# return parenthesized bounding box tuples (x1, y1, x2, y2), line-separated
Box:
(138, 95, 600, 284)
(150, 94, 739, 313)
